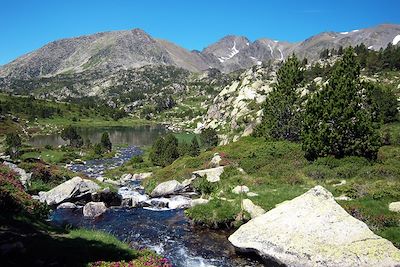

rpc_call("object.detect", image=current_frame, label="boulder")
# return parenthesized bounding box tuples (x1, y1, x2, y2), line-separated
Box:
(39, 177, 100, 205)
(389, 202, 400, 213)
(192, 166, 224, 183)
(3, 162, 31, 187)
(57, 202, 77, 209)
(144, 198, 170, 209)
(132, 172, 152, 180)
(83, 202, 107, 217)
(246, 192, 259, 197)
(232, 185, 250, 194)
(242, 199, 265, 219)
(191, 198, 209, 207)
(209, 153, 222, 167)
(168, 195, 192, 209)
(120, 173, 133, 182)
(91, 187, 122, 207)
(151, 180, 183, 197)
(229, 186, 400, 267)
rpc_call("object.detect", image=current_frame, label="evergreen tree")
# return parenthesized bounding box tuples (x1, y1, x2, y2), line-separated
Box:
(200, 129, 219, 150)
(150, 136, 165, 166)
(5, 133, 22, 159)
(100, 132, 112, 152)
(189, 137, 200, 157)
(150, 134, 179, 167)
(61, 125, 83, 148)
(178, 142, 190, 157)
(365, 82, 398, 123)
(254, 54, 304, 141)
(162, 134, 179, 166)
(302, 48, 381, 160)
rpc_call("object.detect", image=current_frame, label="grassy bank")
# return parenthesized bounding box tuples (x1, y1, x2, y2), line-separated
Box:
(143, 125, 400, 246)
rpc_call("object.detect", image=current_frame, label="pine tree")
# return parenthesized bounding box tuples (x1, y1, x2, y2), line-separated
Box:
(200, 129, 219, 150)
(100, 132, 112, 152)
(162, 134, 179, 166)
(254, 54, 304, 141)
(190, 137, 200, 157)
(61, 125, 83, 148)
(302, 47, 381, 160)
(5, 133, 22, 159)
(150, 136, 165, 166)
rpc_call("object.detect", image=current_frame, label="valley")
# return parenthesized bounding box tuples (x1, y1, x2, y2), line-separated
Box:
(1, 20, 400, 267)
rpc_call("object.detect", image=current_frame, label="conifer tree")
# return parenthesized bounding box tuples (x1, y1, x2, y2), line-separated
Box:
(254, 55, 304, 141)
(190, 137, 200, 157)
(302, 47, 381, 160)
(100, 132, 112, 152)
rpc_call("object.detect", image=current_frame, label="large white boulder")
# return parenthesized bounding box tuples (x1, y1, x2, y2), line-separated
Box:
(168, 195, 192, 209)
(151, 180, 183, 197)
(229, 186, 400, 267)
(83, 202, 107, 217)
(39, 177, 100, 205)
(192, 166, 224, 183)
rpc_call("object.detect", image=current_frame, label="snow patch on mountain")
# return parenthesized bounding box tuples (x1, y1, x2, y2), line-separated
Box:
(268, 44, 274, 56)
(393, 35, 400, 45)
(340, 32, 349, 35)
(218, 41, 240, 63)
(278, 48, 284, 60)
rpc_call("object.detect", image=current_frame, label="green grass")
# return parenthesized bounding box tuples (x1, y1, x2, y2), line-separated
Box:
(21, 149, 66, 164)
(143, 135, 400, 246)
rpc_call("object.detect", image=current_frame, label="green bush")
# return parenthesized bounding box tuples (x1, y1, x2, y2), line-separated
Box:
(185, 199, 241, 228)
(192, 176, 217, 196)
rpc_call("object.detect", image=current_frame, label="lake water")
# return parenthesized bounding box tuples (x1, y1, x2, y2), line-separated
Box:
(30, 125, 168, 147)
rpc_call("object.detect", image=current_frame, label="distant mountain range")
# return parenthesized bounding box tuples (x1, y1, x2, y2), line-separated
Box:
(1, 24, 400, 79)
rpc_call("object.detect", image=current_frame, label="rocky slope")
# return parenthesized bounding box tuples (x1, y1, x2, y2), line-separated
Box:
(1, 24, 400, 80)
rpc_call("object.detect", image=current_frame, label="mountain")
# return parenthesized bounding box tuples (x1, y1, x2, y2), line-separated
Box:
(1, 24, 400, 80)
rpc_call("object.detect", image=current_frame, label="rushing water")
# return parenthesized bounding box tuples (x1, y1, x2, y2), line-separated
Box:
(30, 125, 167, 147)
(51, 208, 263, 267)
(37, 125, 263, 266)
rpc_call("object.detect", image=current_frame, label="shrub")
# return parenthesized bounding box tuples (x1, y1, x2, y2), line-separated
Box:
(130, 155, 144, 164)
(192, 176, 217, 196)
(185, 199, 241, 228)
(0, 164, 48, 219)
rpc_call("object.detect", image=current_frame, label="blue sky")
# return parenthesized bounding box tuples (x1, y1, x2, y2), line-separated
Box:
(1, 0, 400, 65)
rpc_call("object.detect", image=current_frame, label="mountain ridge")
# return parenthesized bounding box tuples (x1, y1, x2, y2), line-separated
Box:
(1, 24, 400, 78)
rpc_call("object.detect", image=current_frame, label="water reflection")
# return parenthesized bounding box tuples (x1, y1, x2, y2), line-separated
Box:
(30, 125, 167, 147)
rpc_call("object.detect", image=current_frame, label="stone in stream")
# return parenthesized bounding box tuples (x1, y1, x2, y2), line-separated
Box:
(151, 180, 183, 197)
(57, 202, 77, 209)
(192, 166, 225, 183)
(168, 195, 192, 209)
(83, 202, 107, 217)
(91, 187, 122, 207)
(191, 198, 209, 207)
(39, 177, 100, 205)
(229, 186, 400, 267)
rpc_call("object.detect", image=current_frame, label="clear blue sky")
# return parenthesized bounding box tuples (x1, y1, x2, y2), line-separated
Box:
(1, 0, 400, 65)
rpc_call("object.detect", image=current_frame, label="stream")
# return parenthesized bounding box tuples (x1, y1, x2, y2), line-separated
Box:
(44, 128, 263, 266)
